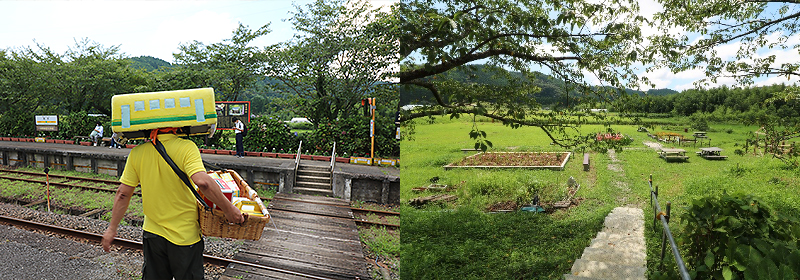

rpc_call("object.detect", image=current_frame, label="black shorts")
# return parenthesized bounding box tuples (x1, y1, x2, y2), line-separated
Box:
(142, 231, 204, 280)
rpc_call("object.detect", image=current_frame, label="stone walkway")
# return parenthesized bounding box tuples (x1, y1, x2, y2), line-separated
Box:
(564, 150, 647, 280)
(565, 207, 646, 280)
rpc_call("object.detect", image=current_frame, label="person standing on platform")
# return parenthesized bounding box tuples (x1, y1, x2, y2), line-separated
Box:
(233, 117, 245, 158)
(90, 122, 103, 146)
(101, 128, 245, 279)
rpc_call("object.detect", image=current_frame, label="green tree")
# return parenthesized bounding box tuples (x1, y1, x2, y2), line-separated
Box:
(0, 40, 147, 136)
(173, 23, 271, 102)
(398, 0, 648, 149)
(649, 0, 800, 86)
(262, 0, 398, 126)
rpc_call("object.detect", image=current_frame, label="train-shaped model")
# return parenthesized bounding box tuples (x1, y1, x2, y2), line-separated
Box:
(111, 88, 217, 140)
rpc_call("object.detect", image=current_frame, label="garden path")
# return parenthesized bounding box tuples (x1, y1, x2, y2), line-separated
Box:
(564, 150, 647, 280)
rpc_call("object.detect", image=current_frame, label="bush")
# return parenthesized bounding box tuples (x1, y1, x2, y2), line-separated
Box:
(243, 116, 296, 152)
(678, 192, 800, 279)
(287, 121, 313, 130)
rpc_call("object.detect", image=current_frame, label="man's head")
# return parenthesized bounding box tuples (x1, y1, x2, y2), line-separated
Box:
(96, 121, 102, 126)
(232, 117, 239, 123)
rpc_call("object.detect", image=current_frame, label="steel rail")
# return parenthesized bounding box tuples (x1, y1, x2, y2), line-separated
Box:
(266, 196, 400, 216)
(0, 214, 336, 280)
(0, 174, 141, 196)
(268, 208, 398, 229)
(0, 168, 120, 185)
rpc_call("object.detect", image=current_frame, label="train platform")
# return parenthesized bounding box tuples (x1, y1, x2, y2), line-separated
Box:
(0, 140, 398, 178)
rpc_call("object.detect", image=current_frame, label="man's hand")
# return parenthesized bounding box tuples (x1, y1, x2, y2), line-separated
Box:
(224, 207, 246, 224)
(102, 226, 116, 252)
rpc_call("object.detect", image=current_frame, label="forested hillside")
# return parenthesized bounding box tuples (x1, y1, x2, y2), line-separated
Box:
(400, 64, 678, 106)
(127, 56, 172, 71)
(613, 84, 799, 122)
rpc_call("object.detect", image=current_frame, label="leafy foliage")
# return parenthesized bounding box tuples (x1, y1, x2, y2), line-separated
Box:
(243, 116, 296, 152)
(262, 0, 397, 126)
(173, 23, 271, 102)
(398, 0, 648, 148)
(678, 192, 800, 279)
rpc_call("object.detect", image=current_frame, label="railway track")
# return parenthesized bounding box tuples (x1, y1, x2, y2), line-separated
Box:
(266, 196, 400, 229)
(0, 214, 338, 280)
(0, 168, 138, 195)
(0, 168, 399, 228)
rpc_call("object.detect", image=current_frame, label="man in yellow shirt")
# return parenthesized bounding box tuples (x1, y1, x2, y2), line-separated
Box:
(102, 129, 244, 279)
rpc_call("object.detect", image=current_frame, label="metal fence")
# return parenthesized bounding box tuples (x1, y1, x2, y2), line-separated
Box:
(648, 174, 691, 280)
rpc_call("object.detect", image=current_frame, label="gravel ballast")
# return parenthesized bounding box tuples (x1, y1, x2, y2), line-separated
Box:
(0, 202, 244, 279)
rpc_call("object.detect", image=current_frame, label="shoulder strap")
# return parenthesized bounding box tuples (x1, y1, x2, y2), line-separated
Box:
(152, 137, 211, 211)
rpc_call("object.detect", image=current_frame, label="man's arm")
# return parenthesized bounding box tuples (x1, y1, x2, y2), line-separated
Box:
(102, 183, 136, 252)
(191, 171, 245, 224)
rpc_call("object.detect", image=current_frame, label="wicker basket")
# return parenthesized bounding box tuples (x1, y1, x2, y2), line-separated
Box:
(198, 203, 268, 240)
(198, 169, 270, 240)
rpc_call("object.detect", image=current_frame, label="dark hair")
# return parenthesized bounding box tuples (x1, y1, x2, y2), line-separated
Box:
(96, 121, 102, 126)
(232, 117, 239, 122)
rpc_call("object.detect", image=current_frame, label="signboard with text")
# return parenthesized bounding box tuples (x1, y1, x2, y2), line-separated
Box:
(35, 115, 58, 131)
(214, 101, 251, 130)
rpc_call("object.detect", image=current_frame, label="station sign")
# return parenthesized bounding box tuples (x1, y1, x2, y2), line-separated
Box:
(35, 115, 58, 131)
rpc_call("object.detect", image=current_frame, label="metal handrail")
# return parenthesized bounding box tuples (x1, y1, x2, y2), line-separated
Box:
(295, 141, 302, 166)
(294, 141, 302, 188)
(648, 174, 691, 280)
(329, 142, 336, 171)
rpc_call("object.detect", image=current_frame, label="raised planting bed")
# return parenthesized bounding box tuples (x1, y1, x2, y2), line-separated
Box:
(444, 152, 571, 171)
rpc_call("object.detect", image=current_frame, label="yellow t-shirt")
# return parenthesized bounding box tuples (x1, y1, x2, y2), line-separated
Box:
(120, 133, 206, 246)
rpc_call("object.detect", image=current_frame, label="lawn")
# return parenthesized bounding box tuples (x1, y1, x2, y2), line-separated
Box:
(400, 115, 799, 279)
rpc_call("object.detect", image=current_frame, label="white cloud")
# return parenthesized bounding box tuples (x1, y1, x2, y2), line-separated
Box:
(148, 10, 240, 60)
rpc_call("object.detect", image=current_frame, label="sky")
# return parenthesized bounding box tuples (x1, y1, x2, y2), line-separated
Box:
(633, 0, 800, 91)
(1, 0, 797, 92)
(0, 0, 395, 63)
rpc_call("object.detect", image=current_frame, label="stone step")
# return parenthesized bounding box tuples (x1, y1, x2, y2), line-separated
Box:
(297, 169, 331, 177)
(602, 220, 644, 234)
(298, 165, 330, 172)
(563, 274, 608, 280)
(295, 181, 331, 190)
(605, 214, 644, 223)
(591, 232, 644, 245)
(588, 235, 645, 252)
(296, 175, 331, 184)
(610, 207, 643, 215)
(566, 207, 647, 280)
(293, 187, 333, 196)
(580, 247, 646, 266)
(570, 259, 647, 280)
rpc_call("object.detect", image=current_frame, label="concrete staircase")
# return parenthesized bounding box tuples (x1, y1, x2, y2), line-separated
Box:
(293, 164, 333, 196)
(565, 207, 646, 280)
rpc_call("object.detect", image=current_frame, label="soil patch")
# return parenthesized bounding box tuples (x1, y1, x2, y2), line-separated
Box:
(446, 152, 571, 170)
(486, 200, 518, 212)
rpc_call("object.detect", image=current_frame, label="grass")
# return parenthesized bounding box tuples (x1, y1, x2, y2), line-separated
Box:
(0, 167, 145, 223)
(401, 115, 799, 279)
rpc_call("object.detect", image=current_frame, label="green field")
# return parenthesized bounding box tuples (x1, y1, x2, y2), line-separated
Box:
(400, 116, 799, 279)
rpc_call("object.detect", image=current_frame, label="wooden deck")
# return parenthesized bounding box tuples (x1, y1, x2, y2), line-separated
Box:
(220, 193, 370, 280)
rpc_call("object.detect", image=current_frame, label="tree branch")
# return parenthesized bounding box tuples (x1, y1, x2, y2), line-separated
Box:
(689, 11, 800, 52)
(400, 49, 580, 82)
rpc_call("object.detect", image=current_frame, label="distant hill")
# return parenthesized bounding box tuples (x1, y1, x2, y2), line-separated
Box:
(127, 56, 172, 71)
(400, 64, 567, 106)
(400, 64, 679, 106)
